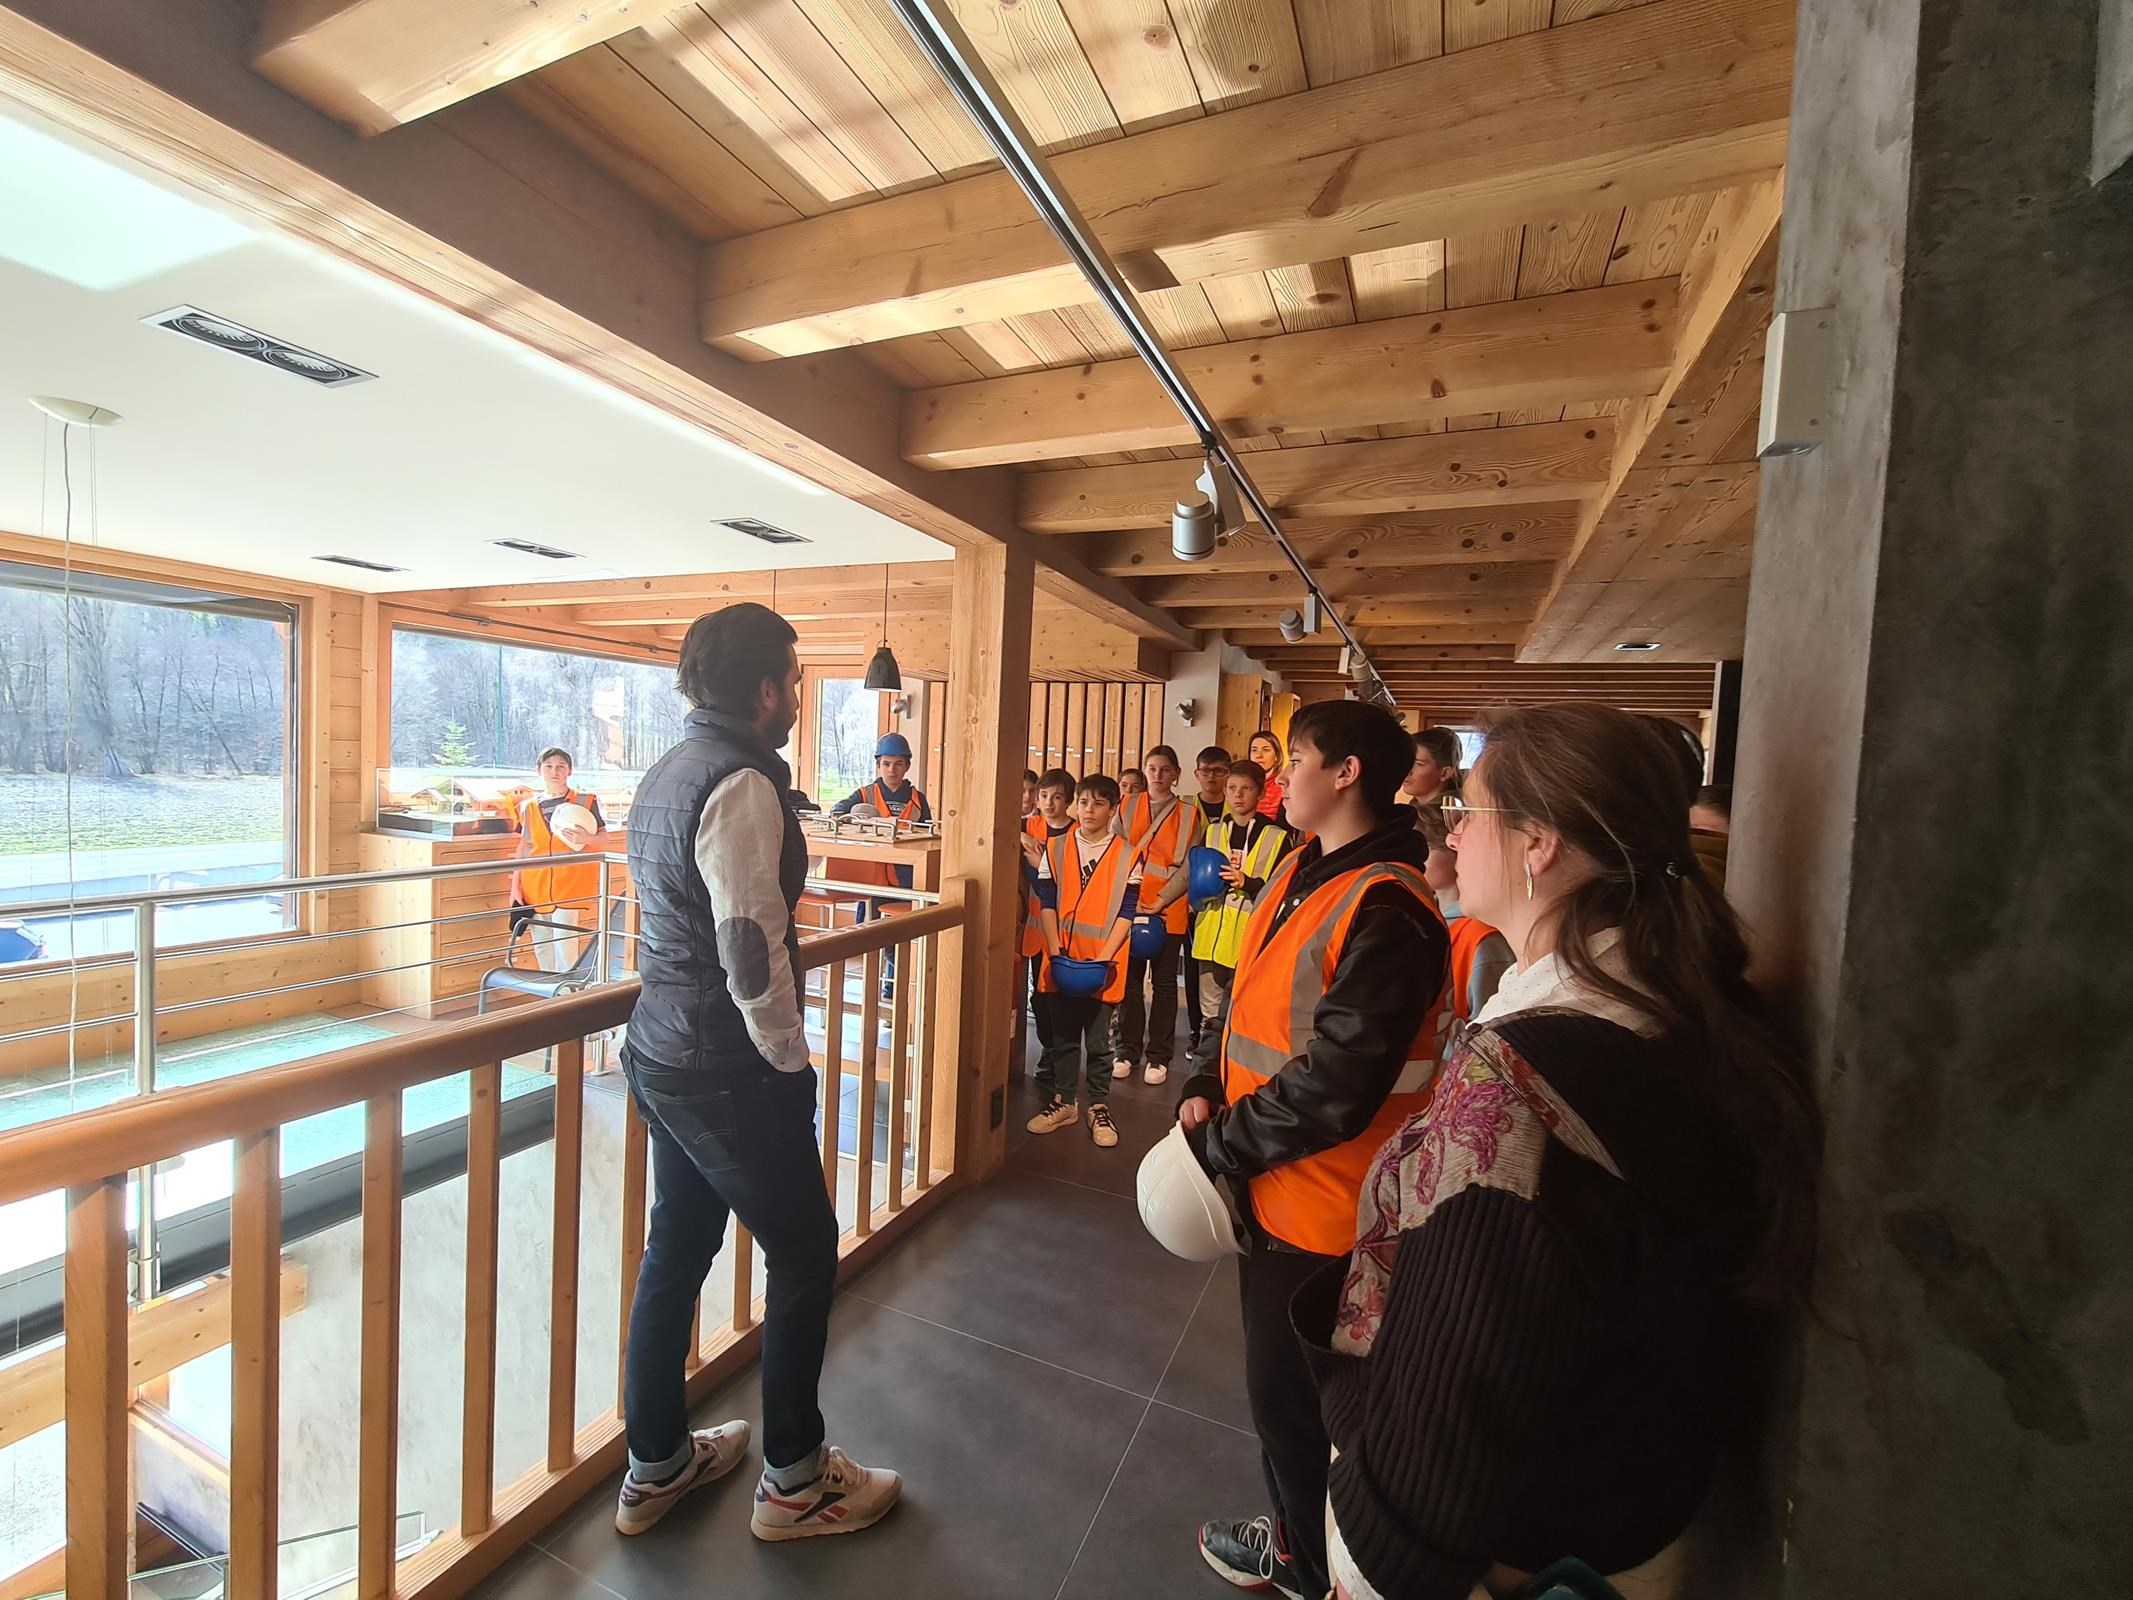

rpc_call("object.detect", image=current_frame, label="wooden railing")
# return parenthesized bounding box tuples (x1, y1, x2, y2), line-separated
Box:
(0, 884, 969, 1600)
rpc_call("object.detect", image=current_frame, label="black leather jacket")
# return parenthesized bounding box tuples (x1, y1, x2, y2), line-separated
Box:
(1181, 815, 1448, 1190)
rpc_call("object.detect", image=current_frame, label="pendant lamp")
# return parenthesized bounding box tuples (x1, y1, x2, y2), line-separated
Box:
(863, 564, 902, 691)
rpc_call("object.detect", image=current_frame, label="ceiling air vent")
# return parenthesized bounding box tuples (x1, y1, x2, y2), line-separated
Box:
(716, 517, 810, 546)
(315, 554, 405, 573)
(144, 306, 376, 388)
(492, 538, 581, 560)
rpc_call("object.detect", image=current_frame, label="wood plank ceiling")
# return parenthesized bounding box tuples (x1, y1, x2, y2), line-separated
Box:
(260, 0, 1792, 709)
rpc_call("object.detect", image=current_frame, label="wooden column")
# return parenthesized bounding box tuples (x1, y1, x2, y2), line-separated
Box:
(938, 542, 1035, 1181)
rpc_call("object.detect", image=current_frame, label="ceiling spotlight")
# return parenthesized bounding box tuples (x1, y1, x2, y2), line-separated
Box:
(1196, 455, 1245, 534)
(1613, 640, 1662, 654)
(1277, 608, 1306, 644)
(1171, 490, 1217, 562)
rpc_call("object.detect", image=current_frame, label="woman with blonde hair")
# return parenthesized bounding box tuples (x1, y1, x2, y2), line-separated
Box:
(1295, 703, 1820, 1600)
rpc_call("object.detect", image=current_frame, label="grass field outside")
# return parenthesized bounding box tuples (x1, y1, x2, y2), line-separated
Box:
(0, 773, 287, 855)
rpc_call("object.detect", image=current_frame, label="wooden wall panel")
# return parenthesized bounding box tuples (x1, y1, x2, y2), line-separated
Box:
(1025, 680, 1164, 781)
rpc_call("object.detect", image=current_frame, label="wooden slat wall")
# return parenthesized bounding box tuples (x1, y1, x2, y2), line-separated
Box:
(1026, 681, 1164, 777)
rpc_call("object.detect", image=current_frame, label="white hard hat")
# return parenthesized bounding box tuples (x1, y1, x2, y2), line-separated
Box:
(1136, 1123, 1242, 1261)
(848, 802, 881, 819)
(551, 802, 599, 840)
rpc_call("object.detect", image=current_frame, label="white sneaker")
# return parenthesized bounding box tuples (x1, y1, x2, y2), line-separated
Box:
(750, 1444, 902, 1541)
(1142, 1063, 1170, 1087)
(613, 1421, 751, 1534)
(1112, 1057, 1135, 1082)
(1025, 1095, 1079, 1134)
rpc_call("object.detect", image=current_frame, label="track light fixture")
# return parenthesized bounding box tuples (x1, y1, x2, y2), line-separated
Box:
(1277, 608, 1306, 644)
(1171, 451, 1245, 561)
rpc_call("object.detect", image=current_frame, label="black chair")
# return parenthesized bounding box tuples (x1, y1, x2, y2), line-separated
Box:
(478, 899, 631, 1014)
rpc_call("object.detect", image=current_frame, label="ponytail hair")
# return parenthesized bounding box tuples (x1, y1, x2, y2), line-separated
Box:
(1474, 703, 1821, 1304)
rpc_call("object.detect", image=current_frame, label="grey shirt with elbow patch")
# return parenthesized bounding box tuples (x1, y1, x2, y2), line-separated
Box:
(692, 769, 810, 1073)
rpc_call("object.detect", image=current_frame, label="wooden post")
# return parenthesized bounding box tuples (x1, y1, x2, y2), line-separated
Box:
(548, 1039, 584, 1472)
(819, 958, 846, 1194)
(887, 944, 911, 1212)
(854, 948, 882, 1236)
(228, 1129, 283, 1598)
(460, 1064, 501, 1535)
(939, 542, 1036, 1181)
(615, 1096, 646, 1415)
(730, 1224, 755, 1334)
(65, 1176, 128, 1600)
(358, 1094, 402, 1600)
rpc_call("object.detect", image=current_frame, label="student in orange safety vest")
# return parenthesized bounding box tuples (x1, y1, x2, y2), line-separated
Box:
(515, 746, 606, 973)
(829, 731, 931, 996)
(1174, 701, 1450, 1600)
(1416, 798, 1515, 1022)
(1108, 745, 1196, 1088)
(1017, 767, 1076, 1065)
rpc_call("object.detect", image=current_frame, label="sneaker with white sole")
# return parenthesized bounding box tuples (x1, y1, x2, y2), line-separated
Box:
(1112, 1056, 1135, 1082)
(1026, 1095, 1079, 1134)
(1087, 1103, 1119, 1147)
(1142, 1062, 1170, 1087)
(750, 1445, 901, 1541)
(1198, 1514, 1306, 1597)
(613, 1421, 751, 1535)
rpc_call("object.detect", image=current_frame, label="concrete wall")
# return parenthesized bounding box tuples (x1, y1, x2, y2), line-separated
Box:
(1735, 0, 2133, 1590)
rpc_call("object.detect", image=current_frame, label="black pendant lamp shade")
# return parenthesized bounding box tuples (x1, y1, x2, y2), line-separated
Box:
(864, 564, 902, 691)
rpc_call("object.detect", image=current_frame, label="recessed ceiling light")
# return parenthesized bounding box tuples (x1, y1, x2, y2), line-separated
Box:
(315, 554, 405, 573)
(145, 305, 375, 387)
(716, 517, 810, 546)
(492, 538, 581, 560)
(1613, 641, 1662, 653)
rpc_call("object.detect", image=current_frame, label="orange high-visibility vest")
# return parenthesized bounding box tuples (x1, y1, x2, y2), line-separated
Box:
(1037, 830, 1134, 1003)
(518, 790, 600, 913)
(841, 781, 924, 891)
(1019, 813, 1054, 959)
(1120, 791, 1194, 935)
(1446, 915, 1502, 1022)
(1221, 853, 1449, 1255)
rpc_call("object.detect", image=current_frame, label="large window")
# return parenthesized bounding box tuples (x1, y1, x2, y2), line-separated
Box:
(0, 560, 295, 966)
(812, 676, 885, 803)
(389, 628, 688, 786)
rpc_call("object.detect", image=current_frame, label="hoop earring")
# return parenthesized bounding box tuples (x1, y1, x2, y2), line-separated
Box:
(1524, 863, 1534, 901)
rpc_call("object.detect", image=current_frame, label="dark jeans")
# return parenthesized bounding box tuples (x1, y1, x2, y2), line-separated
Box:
(1037, 995, 1115, 1103)
(622, 1053, 840, 1475)
(1239, 1217, 1340, 1597)
(1183, 948, 1204, 1047)
(1112, 931, 1182, 1069)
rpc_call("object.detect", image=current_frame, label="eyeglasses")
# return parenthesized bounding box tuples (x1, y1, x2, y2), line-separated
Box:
(1438, 796, 1510, 832)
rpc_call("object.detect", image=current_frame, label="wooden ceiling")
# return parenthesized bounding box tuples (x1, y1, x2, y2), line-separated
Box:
(252, 0, 1790, 709)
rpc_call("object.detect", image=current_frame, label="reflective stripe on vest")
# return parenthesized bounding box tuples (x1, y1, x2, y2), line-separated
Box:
(519, 789, 598, 912)
(1189, 818, 1290, 970)
(1123, 792, 1192, 934)
(1221, 854, 1449, 1254)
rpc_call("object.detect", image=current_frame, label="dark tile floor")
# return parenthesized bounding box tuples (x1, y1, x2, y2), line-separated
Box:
(483, 1027, 1267, 1600)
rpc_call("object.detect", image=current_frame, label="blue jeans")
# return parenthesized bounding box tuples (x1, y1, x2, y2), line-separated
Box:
(622, 1052, 840, 1476)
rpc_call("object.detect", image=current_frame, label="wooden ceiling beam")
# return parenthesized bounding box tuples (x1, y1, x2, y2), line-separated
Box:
(699, 0, 1793, 356)
(903, 281, 1678, 468)
(1067, 507, 1582, 579)
(1021, 421, 1614, 533)
(253, 0, 644, 135)
(1136, 563, 1550, 610)
(1221, 626, 1521, 649)
(1524, 180, 1782, 662)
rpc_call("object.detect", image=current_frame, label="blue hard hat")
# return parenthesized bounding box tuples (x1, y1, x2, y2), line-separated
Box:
(1186, 846, 1231, 909)
(1129, 911, 1169, 959)
(874, 732, 913, 760)
(1048, 955, 1111, 997)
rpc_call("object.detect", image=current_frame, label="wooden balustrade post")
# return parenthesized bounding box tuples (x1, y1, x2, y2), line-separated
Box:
(855, 948, 883, 1235)
(730, 1224, 755, 1334)
(358, 1094, 403, 1600)
(460, 1064, 502, 1535)
(65, 1175, 128, 1600)
(819, 958, 846, 1194)
(548, 1039, 584, 1472)
(940, 542, 1036, 1182)
(229, 1129, 283, 1599)
(616, 1096, 647, 1414)
(887, 942, 911, 1213)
